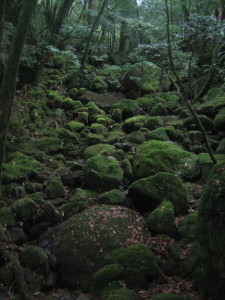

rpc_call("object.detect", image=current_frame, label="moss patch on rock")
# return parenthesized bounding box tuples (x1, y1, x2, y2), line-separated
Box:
(133, 140, 199, 180)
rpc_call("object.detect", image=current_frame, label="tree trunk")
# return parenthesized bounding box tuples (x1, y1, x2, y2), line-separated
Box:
(51, 0, 74, 35)
(119, 21, 127, 53)
(80, 0, 109, 69)
(0, 0, 37, 192)
(0, 0, 5, 57)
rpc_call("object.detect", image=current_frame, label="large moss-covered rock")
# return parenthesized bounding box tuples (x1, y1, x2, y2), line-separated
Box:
(105, 243, 159, 289)
(84, 154, 124, 191)
(19, 245, 49, 276)
(2, 152, 42, 184)
(84, 144, 116, 160)
(49, 205, 150, 289)
(128, 172, 187, 214)
(197, 96, 225, 117)
(65, 121, 85, 133)
(178, 212, 198, 242)
(11, 197, 38, 222)
(133, 140, 199, 180)
(198, 162, 225, 298)
(45, 177, 65, 199)
(123, 61, 162, 94)
(98, 189, 126, 205)
(214, 107, 225, 133)
(198, 152, 225, 182)
(113, 99, 142, 120)
(146, 201, 176, 236)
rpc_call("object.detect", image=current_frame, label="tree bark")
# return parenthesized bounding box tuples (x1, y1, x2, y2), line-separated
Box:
(51, 0, 74, 35)
(0, 0, 5, 57)
(80, 0, 109, 68)
(0, 0, 37, 191)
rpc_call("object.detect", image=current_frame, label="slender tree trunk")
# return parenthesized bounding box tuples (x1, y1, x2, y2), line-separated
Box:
(119, 21, 127, 53)
(0, 0, 5, 57)
(164, 0, 217, 164)
(80, 0, 109, 69)
(51, 0, 74, 35)
(0, 0, 37, 193)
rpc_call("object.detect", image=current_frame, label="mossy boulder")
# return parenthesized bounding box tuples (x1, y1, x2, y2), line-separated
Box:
(197, 96, 225, 117)
(105, 130, 125, 144)
(198, 162, 225, 298)
(84, 144, 116, 160)
(47, 90, 63, 108)
(147, 127, 170, 141)
(133, 140, 199, 180)
(146, 201, 176, 236)
(150, 103, 168, 116)
(33, 136, 64, 154)
(19, 245, 49, 276)
(2, 152, 42, 184)
(123, 61, 162, 94)
(105, 243, 159, 289)
(91, 76, 108, 92)
(0, 207, 16, 228)
(104, 288, 136, 300)
(84, 154, 124, 191)
(85, 133, 105, 145)
(178, 212, 198, 242)
(123, 115, 149, 133)
(45, 177, 65, 199)
(145, 116, 164, 130)
(50, 205, 150, 289)
(216, 137, 225, 154)
(128, 172, 187, 214)
(92, 264, 125, 291)
(113, 99, 142, 120)
(98, 189, 126, 205)
(61, 97, 77, 110)
(136, 97, 156, 111)
(198, 152, 225, 182)
(11, 197, 38, 222)
(214, 107, 225, 133)
(90, 123, 108, 137)
(65, 121, 85, 132)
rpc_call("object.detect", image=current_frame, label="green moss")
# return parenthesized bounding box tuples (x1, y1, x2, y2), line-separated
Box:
(146, 201, 176, 236)
(129, 172, 187, 214)
(0, 264, 14, 286)
(145, 116, 164, 130)
(2, 152, 42, 184)
(105, 130, 125, 144)
(90, 123, 108, 137)
(127, 131, 146, 144)
(134, 140, 199, 180)
(28, 85, 46, 99)
(105, 243, 159, 289)
(11, 197, 38, 222)
(96, 116, 114, 127)
(98, 190, 126, 205)
(66, 121, 85, 132)
(19, 245, 49, 276)
(148, 127, 170, 141)
(92, 264, 124, 291)
(85, 154, 124, 191)
(198, 152, 225, 182)
(151, 294, 192, 300)
(150, 103, 168, 116)
(113, 99, 142, 120)
(91, 76, 108, 92)
(86, 133, 105, 145)
(112, 108, 122, 122)
(121, 159, 133, 180)
(123, 115, 148, 133)
(198, 162, 225, 297)
(52, 205, 150, 289)
(84, 144, 115, 160)
(33, 136, 64, 154)
(181, 242, 201, 277)
(216, 138, 225, 154)
(178, 212, 198, 242)
(61, 97, 77, 110)
(214, 107, 225, 132)
(124, 61, 161, 93)
(197, 96, 225, 117)
(105, 288, 136, 300)
(136, 97, 156, 111)
(0, 207, 16, 227)
(45, 177, 65, 199)
(47, 90, 63, 107)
